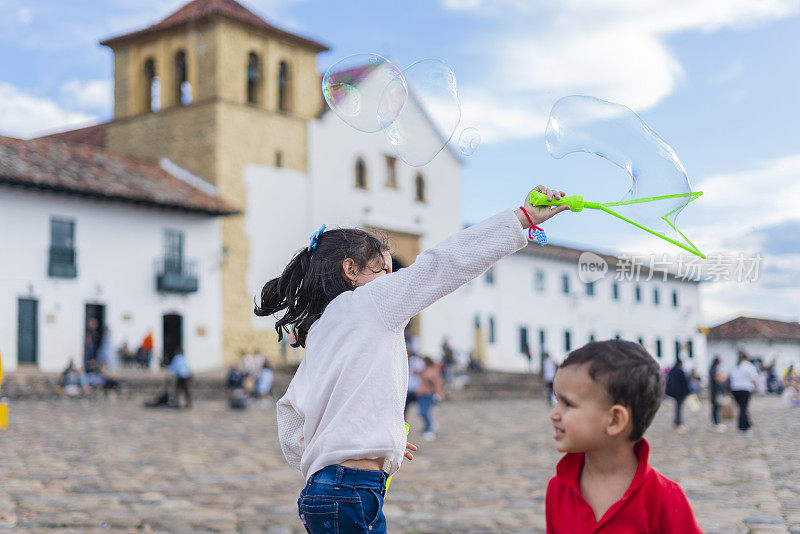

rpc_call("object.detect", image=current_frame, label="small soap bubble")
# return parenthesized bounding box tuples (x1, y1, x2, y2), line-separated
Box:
(458, 127, 481, 156)
(378, 59, 461, 167)
(322, 54, 406, 133)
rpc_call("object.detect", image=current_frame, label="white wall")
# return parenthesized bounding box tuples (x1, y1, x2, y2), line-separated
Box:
(0, 188, 223, 373)
(707, 339, 800, 377)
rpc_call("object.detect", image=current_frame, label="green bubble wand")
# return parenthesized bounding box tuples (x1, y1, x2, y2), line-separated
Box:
(529, 190, 706, 259)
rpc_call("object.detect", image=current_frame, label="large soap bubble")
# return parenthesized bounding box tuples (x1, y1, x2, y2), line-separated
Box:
(378, 59, 461, 167)
(322, 53, 407, 133)
(546, 95, 693, 235)
(458, 127, 481, 156)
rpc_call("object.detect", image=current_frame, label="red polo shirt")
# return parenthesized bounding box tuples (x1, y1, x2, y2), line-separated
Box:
(546, 439, 702, 533)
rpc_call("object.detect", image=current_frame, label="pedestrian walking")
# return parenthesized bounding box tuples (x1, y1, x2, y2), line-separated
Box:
(405, 351, 425, 419)
(666, 358, 691, 433)
(729, 351, 758, 434)
(416, 357, 444, 441)
(709, 356, 727, 432)
(166, 347, 192, 409)
(542, 352, 557, 405)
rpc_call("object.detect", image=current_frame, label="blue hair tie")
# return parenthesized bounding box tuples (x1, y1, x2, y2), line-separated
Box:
(308, 224, 326, 251)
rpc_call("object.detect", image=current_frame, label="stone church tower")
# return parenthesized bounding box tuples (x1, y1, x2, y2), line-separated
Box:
(100, 0, 328, 363)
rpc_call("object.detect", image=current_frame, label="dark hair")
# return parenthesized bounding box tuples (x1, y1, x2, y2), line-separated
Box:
(560, 340, 663, 441)
(254, 228, 389, 348)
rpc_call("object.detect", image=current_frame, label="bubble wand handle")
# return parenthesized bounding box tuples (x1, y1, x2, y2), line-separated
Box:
(527, 190, 705, 259)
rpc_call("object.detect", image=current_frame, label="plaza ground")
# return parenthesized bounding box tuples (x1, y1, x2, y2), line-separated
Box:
(0, 395, 798, 533)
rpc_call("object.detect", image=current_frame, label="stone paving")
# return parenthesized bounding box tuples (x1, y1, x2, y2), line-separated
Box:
(0, 395, 798, 533)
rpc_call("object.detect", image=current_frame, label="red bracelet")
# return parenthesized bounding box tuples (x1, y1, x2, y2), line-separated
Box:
(519, 206, 543, 231)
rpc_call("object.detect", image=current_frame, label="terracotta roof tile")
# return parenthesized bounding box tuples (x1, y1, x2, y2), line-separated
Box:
(100, 0, 328, 51)
(707, 316, 800, 342)
(36, 122, 107, 148)
(0, 135, 237, 216)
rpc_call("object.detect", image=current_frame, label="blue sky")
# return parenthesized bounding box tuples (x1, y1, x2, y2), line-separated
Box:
(2, 0, 800, 324)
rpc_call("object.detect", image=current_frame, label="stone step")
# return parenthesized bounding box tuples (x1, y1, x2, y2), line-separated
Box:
(0, 368, 547, 401)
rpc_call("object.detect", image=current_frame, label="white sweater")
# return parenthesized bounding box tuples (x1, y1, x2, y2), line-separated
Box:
(276, 210, 529, 480)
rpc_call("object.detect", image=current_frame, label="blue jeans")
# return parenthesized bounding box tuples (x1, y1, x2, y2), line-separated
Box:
(417, 394, 435, 432)
(298, 465, 387, 533)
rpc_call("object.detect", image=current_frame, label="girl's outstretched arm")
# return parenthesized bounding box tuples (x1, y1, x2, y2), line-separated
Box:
(364, 186, 569, 332)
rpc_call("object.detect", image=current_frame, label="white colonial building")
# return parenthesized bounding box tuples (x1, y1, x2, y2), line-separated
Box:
(707, 316, 800, 377)
(424, 242, 706, 373)
(0, 136, 235, 372)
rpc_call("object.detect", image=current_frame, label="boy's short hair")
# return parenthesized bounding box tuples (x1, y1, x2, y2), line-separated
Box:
(560, 340, 664, 441)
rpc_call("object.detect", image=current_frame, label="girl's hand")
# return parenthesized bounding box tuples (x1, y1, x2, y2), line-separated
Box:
(516, 185, 571, 228)
(405, 441, 418, 461)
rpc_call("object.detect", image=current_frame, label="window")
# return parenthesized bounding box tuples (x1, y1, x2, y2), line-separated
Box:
(414, 173, 425, 202)
(612, 281, 619, 300)
(653, 287, 660, 306)
(247, 52, 260, 104)
(488, 316, 496, 344)
(564, 330, 572, 352)
(687, 339, 694, 358)
(588, 333, 596, 342)
(164, 230, 184, 273)
(562, 274, 570, 294)
(519, 326, 529, 354)
(474, 315, 481, 329)
(585, 281, 595, 296)
(355, 158, 367, 189)
(534, 269, 544, 292)
(538, 329, 546, 350)
(637, 337, 644, 346)
(655, 338, 662, 358)
(634, 284, 642, 302)
(385, 155, 397, 188)
(485, 266, 495, 285)
(672, 290, 679, 308)
(675, 340, 682, 360)
(49, 217, 76, 278)
(174, 51, 191, 106)
(278, 60, 290, 111)
(144, 58, 159, 112)
(614, 333, 621, 340)
(275, 151, 283, 168)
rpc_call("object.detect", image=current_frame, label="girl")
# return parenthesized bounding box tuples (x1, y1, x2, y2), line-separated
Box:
(256, 185, 569, 533)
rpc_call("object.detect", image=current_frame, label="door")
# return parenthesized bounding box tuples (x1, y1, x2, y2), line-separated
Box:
(17, 298, 38, 365)
(84, 304, 105, 366)
(162, 314, 183, 364)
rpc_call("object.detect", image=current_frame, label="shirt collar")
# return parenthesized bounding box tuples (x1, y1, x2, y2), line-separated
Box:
(555, 438, 652, 494)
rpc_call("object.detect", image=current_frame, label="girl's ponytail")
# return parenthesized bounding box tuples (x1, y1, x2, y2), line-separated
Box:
(254, 228, 389, 348)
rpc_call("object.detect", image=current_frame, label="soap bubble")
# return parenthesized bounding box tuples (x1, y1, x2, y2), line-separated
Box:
(458, 127, 481, 156)
(546, 95, 694, 235)
(378, 59, 461, 167)
(322, 54, 406, 133)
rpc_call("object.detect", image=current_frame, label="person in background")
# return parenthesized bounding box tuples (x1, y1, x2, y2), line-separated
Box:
(416, 356, 444, 441)
(405, 350, 425, 420)
(665, 358, 691, 433)
(729, 351, 758, 434)
(255, 359, 275, 404)
(542, 352, 557, 405)
(139, 330, 154, 369)
(166, 347, 192, 409)
(709, 356, 727, 432)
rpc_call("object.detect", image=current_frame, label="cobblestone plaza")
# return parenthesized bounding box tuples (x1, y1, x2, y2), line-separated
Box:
(1, 396, 798, 533)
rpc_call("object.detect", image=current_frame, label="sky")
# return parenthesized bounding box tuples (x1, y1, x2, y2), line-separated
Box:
(1, 0, 799, 325)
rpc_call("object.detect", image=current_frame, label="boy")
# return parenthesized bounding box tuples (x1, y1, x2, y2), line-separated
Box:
(546, 340, 701, 533)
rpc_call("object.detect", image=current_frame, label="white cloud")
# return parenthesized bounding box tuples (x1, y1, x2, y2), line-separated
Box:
(440, 0, 800, 144)
(0, 82, 96, 138)
(60, 79, 113, 114)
